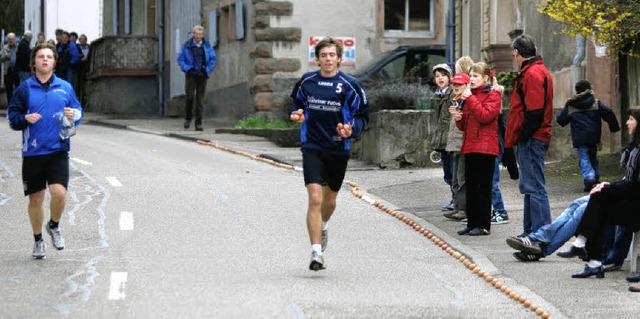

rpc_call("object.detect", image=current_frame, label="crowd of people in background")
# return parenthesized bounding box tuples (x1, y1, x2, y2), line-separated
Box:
(1, 28, 91, 103)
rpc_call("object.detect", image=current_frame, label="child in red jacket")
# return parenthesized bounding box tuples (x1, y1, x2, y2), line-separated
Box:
(451, 62, 502, 236)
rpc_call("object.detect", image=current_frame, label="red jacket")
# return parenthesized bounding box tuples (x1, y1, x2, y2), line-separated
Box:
(504, 56, 554, 148)
(455, 85, 501, 156)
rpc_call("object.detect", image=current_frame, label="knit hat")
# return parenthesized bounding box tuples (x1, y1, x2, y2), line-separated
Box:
(432, 63, 452, 77)
(451, 73, 470, 84)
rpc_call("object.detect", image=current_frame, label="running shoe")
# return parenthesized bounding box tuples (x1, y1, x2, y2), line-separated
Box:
(491, 212, 510, 224)
(32, 239, 46, 259)
(309, 251, 325, 271)
(46, 224, 65, 250)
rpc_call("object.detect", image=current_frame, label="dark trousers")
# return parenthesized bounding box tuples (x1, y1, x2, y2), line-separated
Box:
(578, 189, 640, 261)
(464, 153, 496, 231)
(185, 74, 207, 124)
(4, 69, 19, 102)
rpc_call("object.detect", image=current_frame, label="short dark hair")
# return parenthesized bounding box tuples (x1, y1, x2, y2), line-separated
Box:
(314, 37, 343, 67)
(70, 32, 78, 38)
(512, 34, 537, 58)
(575, 80, 592, 94)
(631, 110, 640, 145)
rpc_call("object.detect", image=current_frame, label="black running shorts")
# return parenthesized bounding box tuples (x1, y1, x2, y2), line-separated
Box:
(302, 148, 349, 192)
(22, 151, 70, 196)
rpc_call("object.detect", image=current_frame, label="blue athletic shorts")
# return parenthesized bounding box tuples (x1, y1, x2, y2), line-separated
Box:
(302, 148, 349, 192)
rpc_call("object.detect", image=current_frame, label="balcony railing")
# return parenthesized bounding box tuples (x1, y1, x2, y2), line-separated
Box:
(88, 35, 158, 78)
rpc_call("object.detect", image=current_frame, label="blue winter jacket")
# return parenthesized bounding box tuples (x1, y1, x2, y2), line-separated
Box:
(7, 74, 83, 157)
(556, 90, 620, 147)
(177, 38, 217, 78)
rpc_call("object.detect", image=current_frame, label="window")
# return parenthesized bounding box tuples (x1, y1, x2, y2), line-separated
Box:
(384, 0, 434, 38)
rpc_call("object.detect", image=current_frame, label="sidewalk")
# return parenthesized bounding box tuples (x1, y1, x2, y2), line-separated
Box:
(79, 113, 640, 318)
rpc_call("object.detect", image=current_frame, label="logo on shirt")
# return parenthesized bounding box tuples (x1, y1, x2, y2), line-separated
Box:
(53, 89, 67, 95)
(318, 81, 334, 87)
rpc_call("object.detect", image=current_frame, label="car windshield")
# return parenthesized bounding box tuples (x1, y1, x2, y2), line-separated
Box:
(349, 50, 398, 78)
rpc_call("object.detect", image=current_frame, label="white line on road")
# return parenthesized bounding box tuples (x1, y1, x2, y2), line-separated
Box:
(108, 272, 128, 300)
(106, 177, 123, 187)
(70, 157, 93, 165)
(120, 212, 134, 230)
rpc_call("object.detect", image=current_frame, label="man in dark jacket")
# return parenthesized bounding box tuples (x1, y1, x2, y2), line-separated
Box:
(177, 25, 217, 131)
(556, 80, 620, 191)
(15, 31, 33, 83)
(504, 34, 554, 237)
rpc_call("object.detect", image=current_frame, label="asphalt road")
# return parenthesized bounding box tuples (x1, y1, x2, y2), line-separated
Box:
(0, 123, 544, 318)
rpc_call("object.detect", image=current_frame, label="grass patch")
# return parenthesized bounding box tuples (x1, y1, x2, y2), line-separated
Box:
(234, 116, 300, 129)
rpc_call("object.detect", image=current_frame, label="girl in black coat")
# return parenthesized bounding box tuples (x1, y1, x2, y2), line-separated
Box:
(569, 110, 640, 281)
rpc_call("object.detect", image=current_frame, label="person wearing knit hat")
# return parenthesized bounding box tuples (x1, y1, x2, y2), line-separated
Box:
(430, 63, 455, 213)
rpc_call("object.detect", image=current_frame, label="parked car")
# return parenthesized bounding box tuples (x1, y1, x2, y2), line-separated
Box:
(349, 45, 447, 111)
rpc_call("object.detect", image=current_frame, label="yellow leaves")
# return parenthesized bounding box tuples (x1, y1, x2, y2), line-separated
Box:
(537, 0, 639, 55)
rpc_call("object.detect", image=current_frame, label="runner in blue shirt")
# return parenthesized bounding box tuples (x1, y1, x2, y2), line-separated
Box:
(7, 42, 83, 259)
(290, 37, 369, 270)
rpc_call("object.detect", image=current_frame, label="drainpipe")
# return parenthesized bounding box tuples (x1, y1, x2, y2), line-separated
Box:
(571, 36, 586, 89)
(446, 0, 455, 67)
(157, 0, 165, 116)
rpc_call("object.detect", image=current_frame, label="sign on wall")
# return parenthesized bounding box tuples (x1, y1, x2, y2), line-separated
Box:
(309, 36, 356, 66)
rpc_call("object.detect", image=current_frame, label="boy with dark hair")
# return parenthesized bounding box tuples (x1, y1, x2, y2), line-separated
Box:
(556, 80, 620, 191)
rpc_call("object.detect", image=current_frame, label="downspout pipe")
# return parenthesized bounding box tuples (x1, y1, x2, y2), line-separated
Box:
(573, 36, 586, 66)
(158, 0, 165, 116)
(446, 0, 455, 67)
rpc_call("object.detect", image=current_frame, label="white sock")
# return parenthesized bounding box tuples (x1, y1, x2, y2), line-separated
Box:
(322, 222, 329, 231)
(588, 260, 602, 268)
(573, 235, 587, 248)
(312, 244, 322, 255)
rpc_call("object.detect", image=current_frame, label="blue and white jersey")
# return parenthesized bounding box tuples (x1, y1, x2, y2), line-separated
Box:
(7, 75, 83, 157)
(290, 70, 369, 155)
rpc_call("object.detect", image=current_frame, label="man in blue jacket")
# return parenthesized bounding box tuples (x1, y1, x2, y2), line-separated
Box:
(290, 37, 369, 271)
(177, 25, 217, 131)
(7, 42, 83, 259)
(556, 80, 620, 192)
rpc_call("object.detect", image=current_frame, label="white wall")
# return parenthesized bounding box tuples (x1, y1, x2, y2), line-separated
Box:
(25, 0, 103, 44)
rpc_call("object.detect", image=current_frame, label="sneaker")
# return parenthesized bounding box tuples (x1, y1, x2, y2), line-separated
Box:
(491, 212, 510, 224)
(195, 124, 203, 131)
(460, 218, 467, 223)
(32, 240, 46, 259)
(512, 251, 541, 262)
(441, 202, 454, 211)
(321, 229, 328, 252)
(444, 210, 466, 220)
(506, 236, 543, 254)
(309, 251, 325, 271)
(46, 224, 65, 250)
(183, 120, 190, 129)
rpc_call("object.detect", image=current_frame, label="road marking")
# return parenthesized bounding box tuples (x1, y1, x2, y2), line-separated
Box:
(106, 177, 122, 187)
(71, 157, 92, 165)
(108, 272, 128, 300)
(120, 212, 134, 230)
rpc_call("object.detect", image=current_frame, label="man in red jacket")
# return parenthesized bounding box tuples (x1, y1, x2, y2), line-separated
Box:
(504, 34, 554, 237)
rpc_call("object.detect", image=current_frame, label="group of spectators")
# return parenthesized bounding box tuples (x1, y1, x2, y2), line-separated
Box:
(1, 28, 91, 103)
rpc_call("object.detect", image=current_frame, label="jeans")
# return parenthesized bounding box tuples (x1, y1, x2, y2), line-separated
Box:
(529, 196, 589, 257)
(602, 225, 634, 264)
(492, 151, 506, 214)
(517, 138, 551, 235)
(451, 153, 466, 211)
(440, 150, 454, 197)
(577, 145, 599, 184)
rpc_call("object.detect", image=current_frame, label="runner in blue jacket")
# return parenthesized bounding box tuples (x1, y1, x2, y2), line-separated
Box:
(290, 37, 369, 271)
(7, 42, 83, 259)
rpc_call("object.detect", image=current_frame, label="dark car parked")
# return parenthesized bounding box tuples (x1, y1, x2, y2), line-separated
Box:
(349, 45, 447, 111)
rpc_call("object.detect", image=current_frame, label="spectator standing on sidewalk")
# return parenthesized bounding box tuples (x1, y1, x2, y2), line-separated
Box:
(15, 31, 33, 83)
(504, 34, 554, 237)
(442, 56, 473, 221)
(55, 31, 80, 84)
(429, 63, 455, 210)
(289, 37, 369, 271)
(6, 42, 84, 259)
(1, 32, 19, 102)
(556, 80, 620, 192)
(452, 62, 501, 236)
(177, 25, 217, 131)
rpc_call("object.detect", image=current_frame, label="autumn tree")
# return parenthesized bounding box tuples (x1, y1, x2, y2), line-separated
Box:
(537, 0, 640, 56)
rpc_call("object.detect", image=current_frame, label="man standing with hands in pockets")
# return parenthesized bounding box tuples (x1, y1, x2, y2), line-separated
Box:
(290, 37, 369, 271)
(7, 42, 83, 259)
